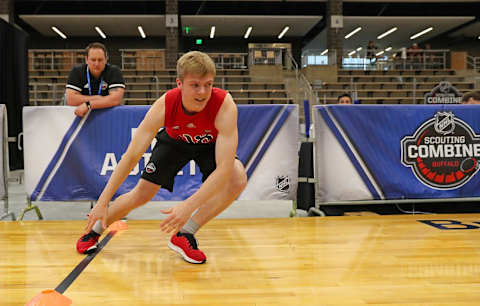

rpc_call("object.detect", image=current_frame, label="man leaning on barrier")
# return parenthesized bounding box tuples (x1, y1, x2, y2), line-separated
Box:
(65, 42, 125, 117)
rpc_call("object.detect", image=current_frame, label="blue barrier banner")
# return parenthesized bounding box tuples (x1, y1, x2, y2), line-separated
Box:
(314, 104, 480, 202)
(24, 105, 298, 201)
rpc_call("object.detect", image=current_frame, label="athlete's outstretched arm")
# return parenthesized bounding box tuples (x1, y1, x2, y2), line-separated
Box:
(84, 95, 166, 233)
(160, 94, 238, 232)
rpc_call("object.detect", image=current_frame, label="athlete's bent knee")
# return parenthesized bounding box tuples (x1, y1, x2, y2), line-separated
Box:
(230, 169, 247, 195)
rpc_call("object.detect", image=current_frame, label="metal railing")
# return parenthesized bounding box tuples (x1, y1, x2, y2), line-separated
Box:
(249, 47, 285, 66)
(301, 49, 336, 67)
(28, 49, 84, 71)
(121, 49, 248, 70)
(120, 49, 166, 70)
(467, 55, 480, 71)
(302, 48, 449, 70)
(318, 75, 436, 105)
(286, 51, 316, 105)
(207, 52, 248, 69)
(180, 52, 248, 69)
(286, 50, 299, 79)
(30, 83, 65, 105)
(152, 76, 160, 98)
(344, 49, 449, 70)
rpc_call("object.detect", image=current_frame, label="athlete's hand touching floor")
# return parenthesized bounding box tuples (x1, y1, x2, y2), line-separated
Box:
(160, 202, 194, 233)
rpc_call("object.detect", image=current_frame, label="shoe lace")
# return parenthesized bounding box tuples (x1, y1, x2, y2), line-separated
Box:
(180, 232, 198, 249)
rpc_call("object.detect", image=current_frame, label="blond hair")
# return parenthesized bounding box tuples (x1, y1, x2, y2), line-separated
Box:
(177, 51, 216, 81)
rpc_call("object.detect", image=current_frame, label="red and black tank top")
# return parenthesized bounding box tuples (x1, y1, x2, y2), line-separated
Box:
(164, 87, 227, 144)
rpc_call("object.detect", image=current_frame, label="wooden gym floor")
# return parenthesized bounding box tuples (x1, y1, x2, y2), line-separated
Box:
(2, 214, 480, 305)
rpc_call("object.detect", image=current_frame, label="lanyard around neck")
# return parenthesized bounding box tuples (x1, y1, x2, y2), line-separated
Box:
(86, 66, 103, 96)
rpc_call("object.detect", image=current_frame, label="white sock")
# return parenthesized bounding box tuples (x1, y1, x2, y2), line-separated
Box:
(92, 220, 105, 235)
(180, 218, 199, 235)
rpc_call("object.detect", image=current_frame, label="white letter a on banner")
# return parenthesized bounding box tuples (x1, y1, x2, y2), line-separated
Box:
(101, 153, 118, 175)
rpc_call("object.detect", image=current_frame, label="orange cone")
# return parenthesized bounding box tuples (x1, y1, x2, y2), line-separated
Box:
(26, 289, 72, 306)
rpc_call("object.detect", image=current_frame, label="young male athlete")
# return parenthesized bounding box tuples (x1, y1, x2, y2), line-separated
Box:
(76, 51, 247, 264)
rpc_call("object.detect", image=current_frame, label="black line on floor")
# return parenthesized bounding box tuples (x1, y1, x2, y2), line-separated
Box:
(55, 231, 117, 294)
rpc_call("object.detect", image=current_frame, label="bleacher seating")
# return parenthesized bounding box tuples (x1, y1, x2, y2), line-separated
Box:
(28, 68, 293, 106)
(315, 69, 475, 104)
(28, 49, 291, 105)
(29, 49, 476, 106)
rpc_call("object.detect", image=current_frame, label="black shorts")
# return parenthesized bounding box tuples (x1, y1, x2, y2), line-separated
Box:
(140, 129, 216, 192)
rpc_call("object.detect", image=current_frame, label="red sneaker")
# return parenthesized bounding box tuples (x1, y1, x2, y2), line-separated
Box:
(76, 231, 100, 254)
(168, 232, 206, 264)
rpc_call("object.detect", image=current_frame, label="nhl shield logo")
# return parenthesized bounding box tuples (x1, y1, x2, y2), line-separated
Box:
(275, 175, 290, 193)
(434, 112, 455, 135)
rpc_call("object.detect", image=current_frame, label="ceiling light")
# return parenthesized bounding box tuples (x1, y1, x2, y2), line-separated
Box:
(356, 47, 362, 52)
(348, 50, 356, 56)
(344, 27, 362, 39)
(244, 26, 252, 39)
(377, 27, 397, 40)
(138, 26, 146, 39)
(95, 26, 106, 39)
(376, 51, 385, 56)
(321, 49, 328, 55)
(51, 26, 67, 39)
(410, 27, 433, 40)
(210, 26, 215, 39)
(278, 26, 289, 39)
(385, 47, 392, 51)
